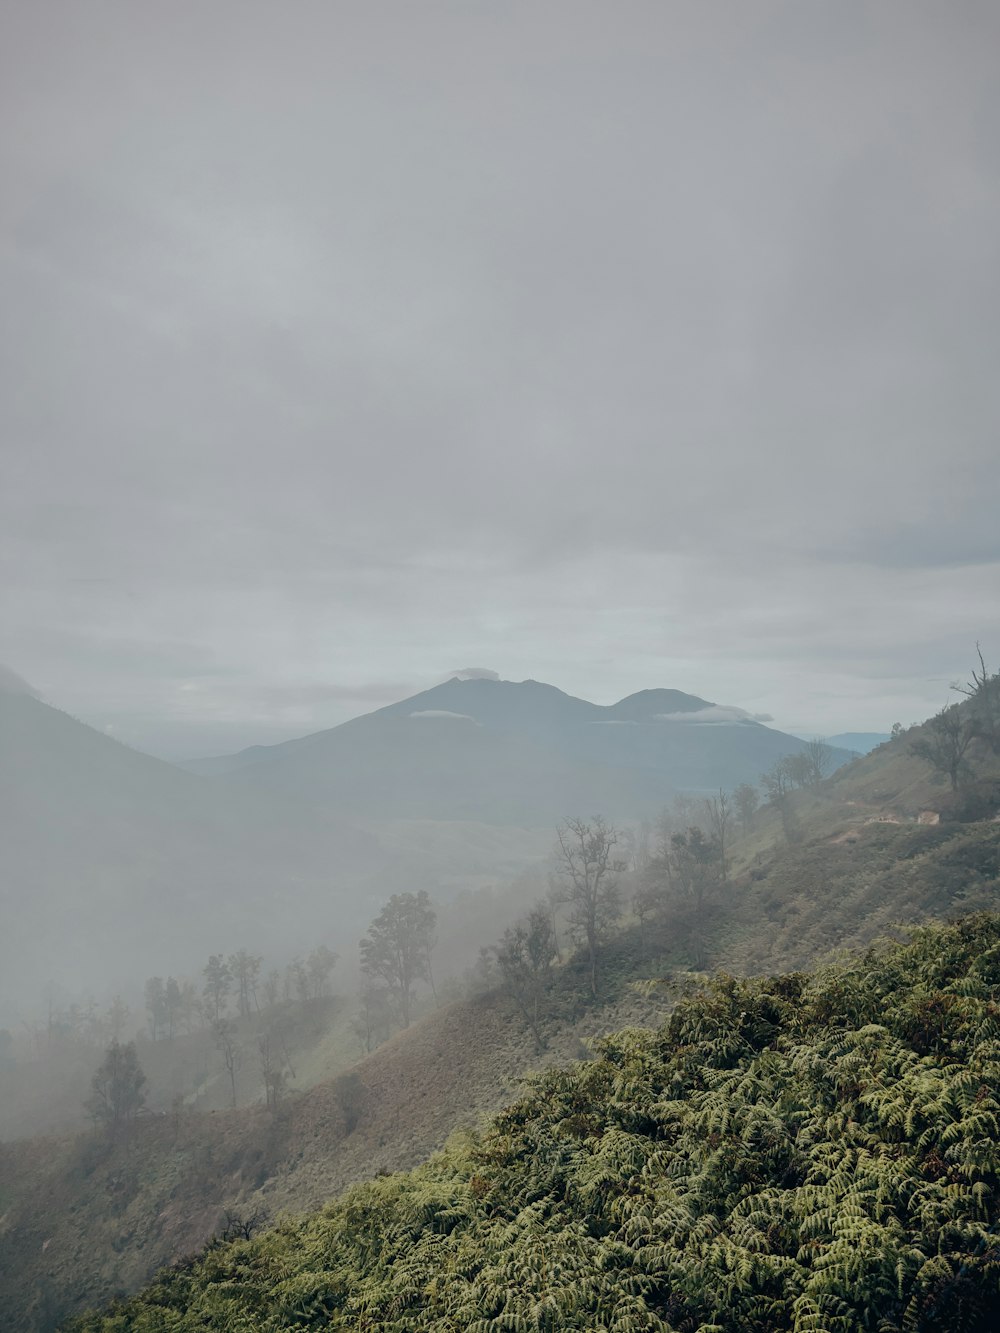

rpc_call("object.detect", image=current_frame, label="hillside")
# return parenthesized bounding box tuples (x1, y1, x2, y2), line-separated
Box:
(0, 955, 672, 1331)
(65, 915, 1000, 1331)
(3, 752, 998, 1327)
(3, 697, 997, 1328)
(0, 685, 384, 1022)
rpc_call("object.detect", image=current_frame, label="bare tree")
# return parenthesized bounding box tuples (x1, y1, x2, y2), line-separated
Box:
(202, 955, 232, 1022)
(164, 977, 182, 1039)
(104, 996, 130, 1044)
(733, 782, 759, 835)
(668, 827, 724, 968)
(910, 704, 977, 790)
(492, 906, 557, 1050)
(553, 816, 624, 997)
(227, 950, 263, 1018)
(306, 945, 337, 1001)
(85, 1041, 146, 1131)
(803, 738, 833, 785)
(220, 1207, 269, 1242)
(262, 969, 282, 1010)
(704, 789, 731, 883)
(213, 1019, 242, 1109)
(760, 759, 792, 803)
(760, 759, 801, 843)
(256, 1031, 287, 1109)
(953, 644, 1000, 755)
(144, 977, 166, 1041)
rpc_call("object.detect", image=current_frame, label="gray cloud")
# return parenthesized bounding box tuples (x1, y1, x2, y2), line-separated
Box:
(2, 1, 998, 755)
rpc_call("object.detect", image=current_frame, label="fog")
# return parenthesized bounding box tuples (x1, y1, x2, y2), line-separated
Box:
(3, 1, 998, 765)
(1, 0, 998, 1207)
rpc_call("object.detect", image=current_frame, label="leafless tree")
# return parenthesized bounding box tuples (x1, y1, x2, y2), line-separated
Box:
(704, 788, 731, 883)
(492, 905, 557, 1050)
(213, 1019, 242, 1109)
(553, 816, 624, 996)
(910, 704, 977, 790)
(733, 782, 759, 835)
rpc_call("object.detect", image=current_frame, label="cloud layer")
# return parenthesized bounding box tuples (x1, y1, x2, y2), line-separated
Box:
(2, 2, 998, 757)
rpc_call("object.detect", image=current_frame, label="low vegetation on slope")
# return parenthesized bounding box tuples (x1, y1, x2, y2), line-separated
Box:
(69, 915, 1000, 1332)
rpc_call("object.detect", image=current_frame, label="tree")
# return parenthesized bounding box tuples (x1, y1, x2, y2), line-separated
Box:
(953, 645, 1000, 755)
(359, 891, 437, 1027)
(227, 950, 262, 1018)
(203, 954, 232, 1022)
(164, 977, 182, 1039)
(703, 789, 731, 883)
(760, 758, 801, 844)
(668, 826, 724, 968)
(104, 995, 129, 1044)
(306, 945, 337, 1001)
(760, 758, 792, 803)
(782, 752, 814, 790)
(213, 1019, 242, 1109)
(910, 704, 976, 790)
(632, 877, 663, 934)
(144, 977, 166, 1041)
(803, 738, 833, 785)
(733, 782, 759, 835)
(553, 816, 623, 997)
(85, 1040, 146, 1129)
(287, 946, 338, 1006)
(492, 906, 557, 1050)
(262, 969, 282, 1010)
(256, 1031, 287, 1110)
(177, 979, 199, 1034)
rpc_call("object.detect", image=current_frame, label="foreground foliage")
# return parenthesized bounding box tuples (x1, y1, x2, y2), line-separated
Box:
(67, 916, 1000, 1332)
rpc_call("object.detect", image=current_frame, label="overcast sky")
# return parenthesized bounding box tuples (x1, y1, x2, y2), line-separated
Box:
(2, 1, 998, 760)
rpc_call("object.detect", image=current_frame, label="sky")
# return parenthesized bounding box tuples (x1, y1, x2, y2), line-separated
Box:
(2, 1, 998, 761)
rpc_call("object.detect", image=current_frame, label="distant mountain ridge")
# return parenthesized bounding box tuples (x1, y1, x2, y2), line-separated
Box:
(823, 731, 891, 754)
(187, 675, 855, 824)
(182, 678, 715, 775)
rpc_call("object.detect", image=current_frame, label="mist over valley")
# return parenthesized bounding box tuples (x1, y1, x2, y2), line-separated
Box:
(3, 2, 1000, 1328)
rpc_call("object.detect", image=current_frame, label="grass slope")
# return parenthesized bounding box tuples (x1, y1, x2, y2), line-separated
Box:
(67, 915, 1000, 1332)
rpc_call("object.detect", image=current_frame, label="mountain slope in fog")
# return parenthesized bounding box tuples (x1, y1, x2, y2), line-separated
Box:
(5, 713, 999, 1329)
(1, 670, 850, 1021)
(0, 682, 380, 1020)
(824, 730, 891, 753)
(195, 675, 852, 821)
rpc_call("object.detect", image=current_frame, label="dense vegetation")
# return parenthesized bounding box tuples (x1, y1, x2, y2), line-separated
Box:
(68, 915, 1000, 1331)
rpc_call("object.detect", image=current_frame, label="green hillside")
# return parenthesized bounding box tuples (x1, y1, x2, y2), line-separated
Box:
(67, 915, 1000, 1331)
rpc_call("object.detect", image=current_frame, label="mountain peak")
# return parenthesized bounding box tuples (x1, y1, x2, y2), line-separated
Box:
(608, 688, 712, 721)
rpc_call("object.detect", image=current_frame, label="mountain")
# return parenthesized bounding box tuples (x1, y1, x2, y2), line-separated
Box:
(824, 730, 891, 753)
(0, 683, 380, 1022)
(0, 668, 852, 1023)
(196, 676, 855, 823)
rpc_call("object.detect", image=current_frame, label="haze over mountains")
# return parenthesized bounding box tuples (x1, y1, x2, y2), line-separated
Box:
(0, 666, 852, 1023)
(822, 732, 891, 754)
(186, 674, 852, 822)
